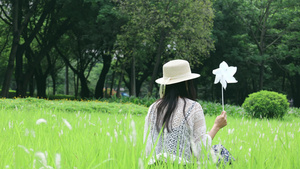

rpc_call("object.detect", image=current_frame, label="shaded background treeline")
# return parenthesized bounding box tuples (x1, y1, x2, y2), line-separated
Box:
(0, 0, 299, 107)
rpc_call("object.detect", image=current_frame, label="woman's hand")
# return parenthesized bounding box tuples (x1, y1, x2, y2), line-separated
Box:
(213, 111, 227, 130)
(208, 111, 228, 140)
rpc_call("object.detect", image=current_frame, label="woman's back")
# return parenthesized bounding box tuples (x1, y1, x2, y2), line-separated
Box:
(144, 98, 210, 164)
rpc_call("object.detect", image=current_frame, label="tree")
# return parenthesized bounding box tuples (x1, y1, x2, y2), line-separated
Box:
(117, 0, 215, 96)
(275, 1, 300, 107)
(93, 0, 127, 99)
(0, 0, 75, 97)
(234, 0, 298, 90)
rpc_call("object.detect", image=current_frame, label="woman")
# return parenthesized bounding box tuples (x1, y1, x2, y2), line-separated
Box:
(143, 59, 234, 165)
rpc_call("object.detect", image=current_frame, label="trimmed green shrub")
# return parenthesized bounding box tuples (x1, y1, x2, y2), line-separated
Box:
(242, 90, 289, 118)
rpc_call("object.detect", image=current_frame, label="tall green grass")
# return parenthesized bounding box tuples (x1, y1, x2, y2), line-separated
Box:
(0, 98, 299, 168)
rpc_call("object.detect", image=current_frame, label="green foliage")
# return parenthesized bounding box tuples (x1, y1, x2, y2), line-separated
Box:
(99, 96, 157, 107)
(47, 94, 77, 100)
(199, 100, 246, 118)
(242, 90, 289, 118)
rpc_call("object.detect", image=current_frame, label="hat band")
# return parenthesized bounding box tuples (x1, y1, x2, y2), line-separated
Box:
(162, 72, 192, 83)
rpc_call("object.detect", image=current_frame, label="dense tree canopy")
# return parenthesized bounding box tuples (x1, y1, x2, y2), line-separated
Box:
(0, 0, 299, 107)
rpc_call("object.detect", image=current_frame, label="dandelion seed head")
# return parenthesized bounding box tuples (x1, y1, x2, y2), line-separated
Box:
(36, 119, 47, 125)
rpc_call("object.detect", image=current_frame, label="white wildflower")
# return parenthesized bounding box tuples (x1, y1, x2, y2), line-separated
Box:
(62, 118, 72, 130)
(5, 165, 9, 168)
(18, 145, 30, 154)
(9, 121, 13, 128)
(114, 129, 118, 141)
(58, 130, 63, 137)
(240, 146, 242, 150)
(55, 153, 61, 169)
(89, 121, 95, 126)
(249, 148, 251, 152)
(228, 128, 234, 134)
(124, 135, 127, 143)
(35, 152, 47, 166)
(36, 119, 47, 125)
(31, 130, 36, 138)
(33, 158, 36, 168)
(138, 158, 144, 169)
(25, 128, 29, 136)
(130, 120, 137, 146)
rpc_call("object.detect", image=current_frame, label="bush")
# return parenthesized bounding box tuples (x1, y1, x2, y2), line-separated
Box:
(242, 90, 289, 118)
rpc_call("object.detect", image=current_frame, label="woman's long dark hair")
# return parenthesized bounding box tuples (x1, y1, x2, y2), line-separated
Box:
(156, 79, 197, 132)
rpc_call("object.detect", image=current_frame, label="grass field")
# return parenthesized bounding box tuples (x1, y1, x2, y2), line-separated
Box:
(1, 98, 299, 168)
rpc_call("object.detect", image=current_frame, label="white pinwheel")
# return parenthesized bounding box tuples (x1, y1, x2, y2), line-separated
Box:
(212, 61, 238, 111)
(213, 61, 237, 89)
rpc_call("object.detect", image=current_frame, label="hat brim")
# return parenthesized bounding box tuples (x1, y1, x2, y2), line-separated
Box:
(155, 73, 200, 85)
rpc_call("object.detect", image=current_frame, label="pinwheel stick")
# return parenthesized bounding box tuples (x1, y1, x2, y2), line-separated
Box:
(221, 85, 224, 111)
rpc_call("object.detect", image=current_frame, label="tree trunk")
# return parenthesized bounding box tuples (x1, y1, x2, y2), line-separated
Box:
(116, 72, 123, 98)
(110, 71, 115, 96)
(29, 75, 34, 97)
(77, 73, 90, 98)
(148, 30, 166, 96)
(51, 72, 56, 95)
(35, 68, 47, 98)
(291, 74, 300, 107)
(1, 0, 20, 98)
(74, 72, 78, 99)
(65, 65, 69, 95)
(281, 73, 285, 91)
(36, 76, 47, 98)
(130, 55, 136, 97)
(95, 54, 112, 99)
(15, 46, 25, 97)
(259, 61, 265, 90)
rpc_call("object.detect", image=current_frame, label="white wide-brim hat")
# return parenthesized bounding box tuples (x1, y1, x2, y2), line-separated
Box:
(155, 59, 200, 85)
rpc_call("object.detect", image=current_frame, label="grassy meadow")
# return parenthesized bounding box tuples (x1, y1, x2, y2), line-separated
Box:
(1, 98, 299, 168)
